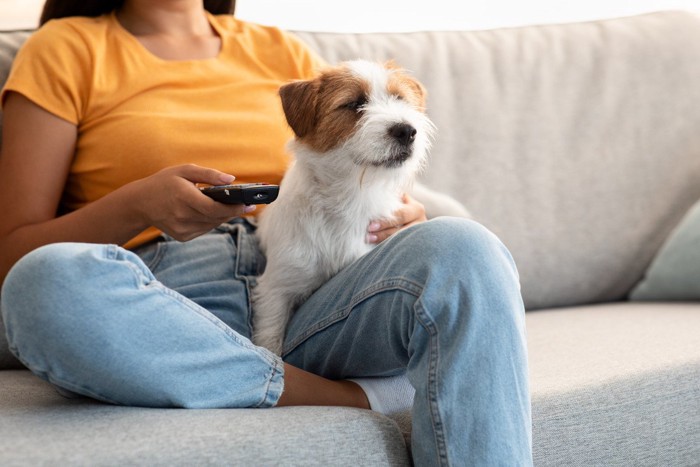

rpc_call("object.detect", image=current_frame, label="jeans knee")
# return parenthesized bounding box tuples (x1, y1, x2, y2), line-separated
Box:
(395, 217, 523, 318)
(2, 243, 114, 338)
(4, 243, 93, 301)
(401, 218, 526, 337)
(399, 217, 517, 274)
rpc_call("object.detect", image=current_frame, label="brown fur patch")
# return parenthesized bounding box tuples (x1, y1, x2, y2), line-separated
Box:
(307, 68, 371, 152)
(279, 62, 426, 153)
(387, 71, 427, 111)
(280, 66, 371, 153)
(279, 80, 319, 138)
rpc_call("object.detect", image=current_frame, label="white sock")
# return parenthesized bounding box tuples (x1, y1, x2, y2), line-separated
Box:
(350, 374, 415, 417)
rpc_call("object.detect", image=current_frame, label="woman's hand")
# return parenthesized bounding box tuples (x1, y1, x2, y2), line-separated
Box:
(129, 164, 254, 242)
(367, 193, 427, 244)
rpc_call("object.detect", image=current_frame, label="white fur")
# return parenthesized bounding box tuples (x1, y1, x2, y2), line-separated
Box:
(252, 61, 434, 354)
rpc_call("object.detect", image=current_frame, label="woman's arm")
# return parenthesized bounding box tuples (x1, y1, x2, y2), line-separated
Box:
(0, 93, 249, 284)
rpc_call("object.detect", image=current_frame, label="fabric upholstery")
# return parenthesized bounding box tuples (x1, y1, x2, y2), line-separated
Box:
(294, 11, 700, 310)
(527, 303, 700, 466)
(630, 197, 700, 301)
(0, 370, 409, 466)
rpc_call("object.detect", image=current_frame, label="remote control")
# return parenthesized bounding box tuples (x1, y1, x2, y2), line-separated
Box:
(200, 183, 279, 205)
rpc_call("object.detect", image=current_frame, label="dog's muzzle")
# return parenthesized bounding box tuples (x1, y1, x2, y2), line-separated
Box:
(373, 123, 416, 168)
(389, 123, 417, 146)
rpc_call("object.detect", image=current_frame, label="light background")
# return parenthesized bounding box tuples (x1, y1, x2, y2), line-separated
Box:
(0, 0, 699, 31)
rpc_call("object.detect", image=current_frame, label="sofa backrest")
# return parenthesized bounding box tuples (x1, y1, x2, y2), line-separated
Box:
(2, 12, 700, 310)
(295, 11, 700, 309)
(0, 30, 30, 139)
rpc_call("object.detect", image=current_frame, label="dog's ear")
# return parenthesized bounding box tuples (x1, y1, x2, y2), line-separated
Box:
(388, 71, 428, 112)
(384, 61, 428, 111)
(406, 77, 428, 111)
(279, 80, 319, 138)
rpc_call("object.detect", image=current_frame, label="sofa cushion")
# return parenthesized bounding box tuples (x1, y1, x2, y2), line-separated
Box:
(0, 370, 409, 465)
(294, 11, 700, 310)
(629, 197, 700, 301)
(527, 302, 700, 466)
(3, 302, 698, 465)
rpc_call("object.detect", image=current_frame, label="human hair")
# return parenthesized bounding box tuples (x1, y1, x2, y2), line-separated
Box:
(39, 0, 236, 26)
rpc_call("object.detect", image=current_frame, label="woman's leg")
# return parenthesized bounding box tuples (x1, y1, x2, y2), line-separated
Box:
(1, 220, 369, 410)
(1, 240, 286, 408)
(283, 217, 533, 466)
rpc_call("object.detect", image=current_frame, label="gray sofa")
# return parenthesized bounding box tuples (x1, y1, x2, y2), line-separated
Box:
(2, 11, 700, 466)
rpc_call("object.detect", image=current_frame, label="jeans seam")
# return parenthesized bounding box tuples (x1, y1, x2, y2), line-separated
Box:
(233, 226, 256, 335)
(147, 281, 284, 407)
(149, 281, 280, 368)
(282, 277, 423, 358)
(105, 244, 154, 291)
(413, 298, 450, 466)
(258, 356, 285, 408)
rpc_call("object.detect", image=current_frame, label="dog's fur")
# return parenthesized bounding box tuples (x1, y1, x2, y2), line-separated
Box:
(252, 60, 434, 354)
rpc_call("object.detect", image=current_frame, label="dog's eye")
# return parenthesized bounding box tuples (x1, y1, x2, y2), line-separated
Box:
(341, 97, 367, 112)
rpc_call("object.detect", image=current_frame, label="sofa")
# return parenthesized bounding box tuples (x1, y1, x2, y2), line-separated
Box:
(2, 10, 700, 466)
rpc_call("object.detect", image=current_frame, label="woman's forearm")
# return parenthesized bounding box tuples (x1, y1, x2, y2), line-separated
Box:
(0, 182, 148, 285)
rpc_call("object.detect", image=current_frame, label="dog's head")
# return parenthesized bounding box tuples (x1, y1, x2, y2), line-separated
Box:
(279, 60, 433, 171)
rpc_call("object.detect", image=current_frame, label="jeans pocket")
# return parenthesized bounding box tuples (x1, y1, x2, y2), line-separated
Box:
(215, 220, 265, 279)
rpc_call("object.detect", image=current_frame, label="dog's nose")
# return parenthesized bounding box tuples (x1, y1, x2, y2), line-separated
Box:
(389, 123, 417, 145)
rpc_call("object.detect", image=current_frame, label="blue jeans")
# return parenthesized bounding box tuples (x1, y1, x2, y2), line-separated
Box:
(1, 217, 532, 466)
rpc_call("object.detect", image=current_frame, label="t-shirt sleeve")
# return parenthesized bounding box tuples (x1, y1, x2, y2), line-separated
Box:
(1, 20, 91, 125)
(281, 31, 328, 79)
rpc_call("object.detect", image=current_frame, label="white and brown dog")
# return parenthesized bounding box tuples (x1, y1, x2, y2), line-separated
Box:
(252, 60, 435, 354)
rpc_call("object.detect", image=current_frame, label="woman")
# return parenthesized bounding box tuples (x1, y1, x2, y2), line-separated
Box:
(0, 0, 532, 464)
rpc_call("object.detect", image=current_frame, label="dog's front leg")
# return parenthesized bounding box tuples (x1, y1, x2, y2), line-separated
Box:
(251, 275, 304, 355)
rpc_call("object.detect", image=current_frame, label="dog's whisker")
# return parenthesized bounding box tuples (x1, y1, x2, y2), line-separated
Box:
(359, 166, 368, 188)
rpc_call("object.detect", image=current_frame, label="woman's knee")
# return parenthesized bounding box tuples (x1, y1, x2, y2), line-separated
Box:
(1, 243, 131, 337)
(3, 243, 106, 305)
(2, 242, 151, 369)
(401, 218, 526, 336)
(396, 217, 517, 272)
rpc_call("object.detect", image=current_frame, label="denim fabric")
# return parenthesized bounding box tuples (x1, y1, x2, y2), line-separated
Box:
(284, 218, 532, 466)
(1, 217, 532, 466)
(1, 220, 283, 409)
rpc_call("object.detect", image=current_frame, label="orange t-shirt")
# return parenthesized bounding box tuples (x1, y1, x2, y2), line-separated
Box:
(1, 12, 325, 248)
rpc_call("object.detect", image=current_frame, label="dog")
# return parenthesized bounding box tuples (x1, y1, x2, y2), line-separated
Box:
(252, 60, 435, 355)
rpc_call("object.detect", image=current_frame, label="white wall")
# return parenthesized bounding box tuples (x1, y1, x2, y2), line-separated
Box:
(236, 0, 700, 32)
(1, 0, 698, 31)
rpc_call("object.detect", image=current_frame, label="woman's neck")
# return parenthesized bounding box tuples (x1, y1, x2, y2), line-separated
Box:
(115, 0, 222, 61)
(116, 0, 212, 38)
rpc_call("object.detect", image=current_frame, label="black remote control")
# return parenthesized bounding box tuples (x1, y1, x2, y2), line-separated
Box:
(200, 183, 280, 205)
